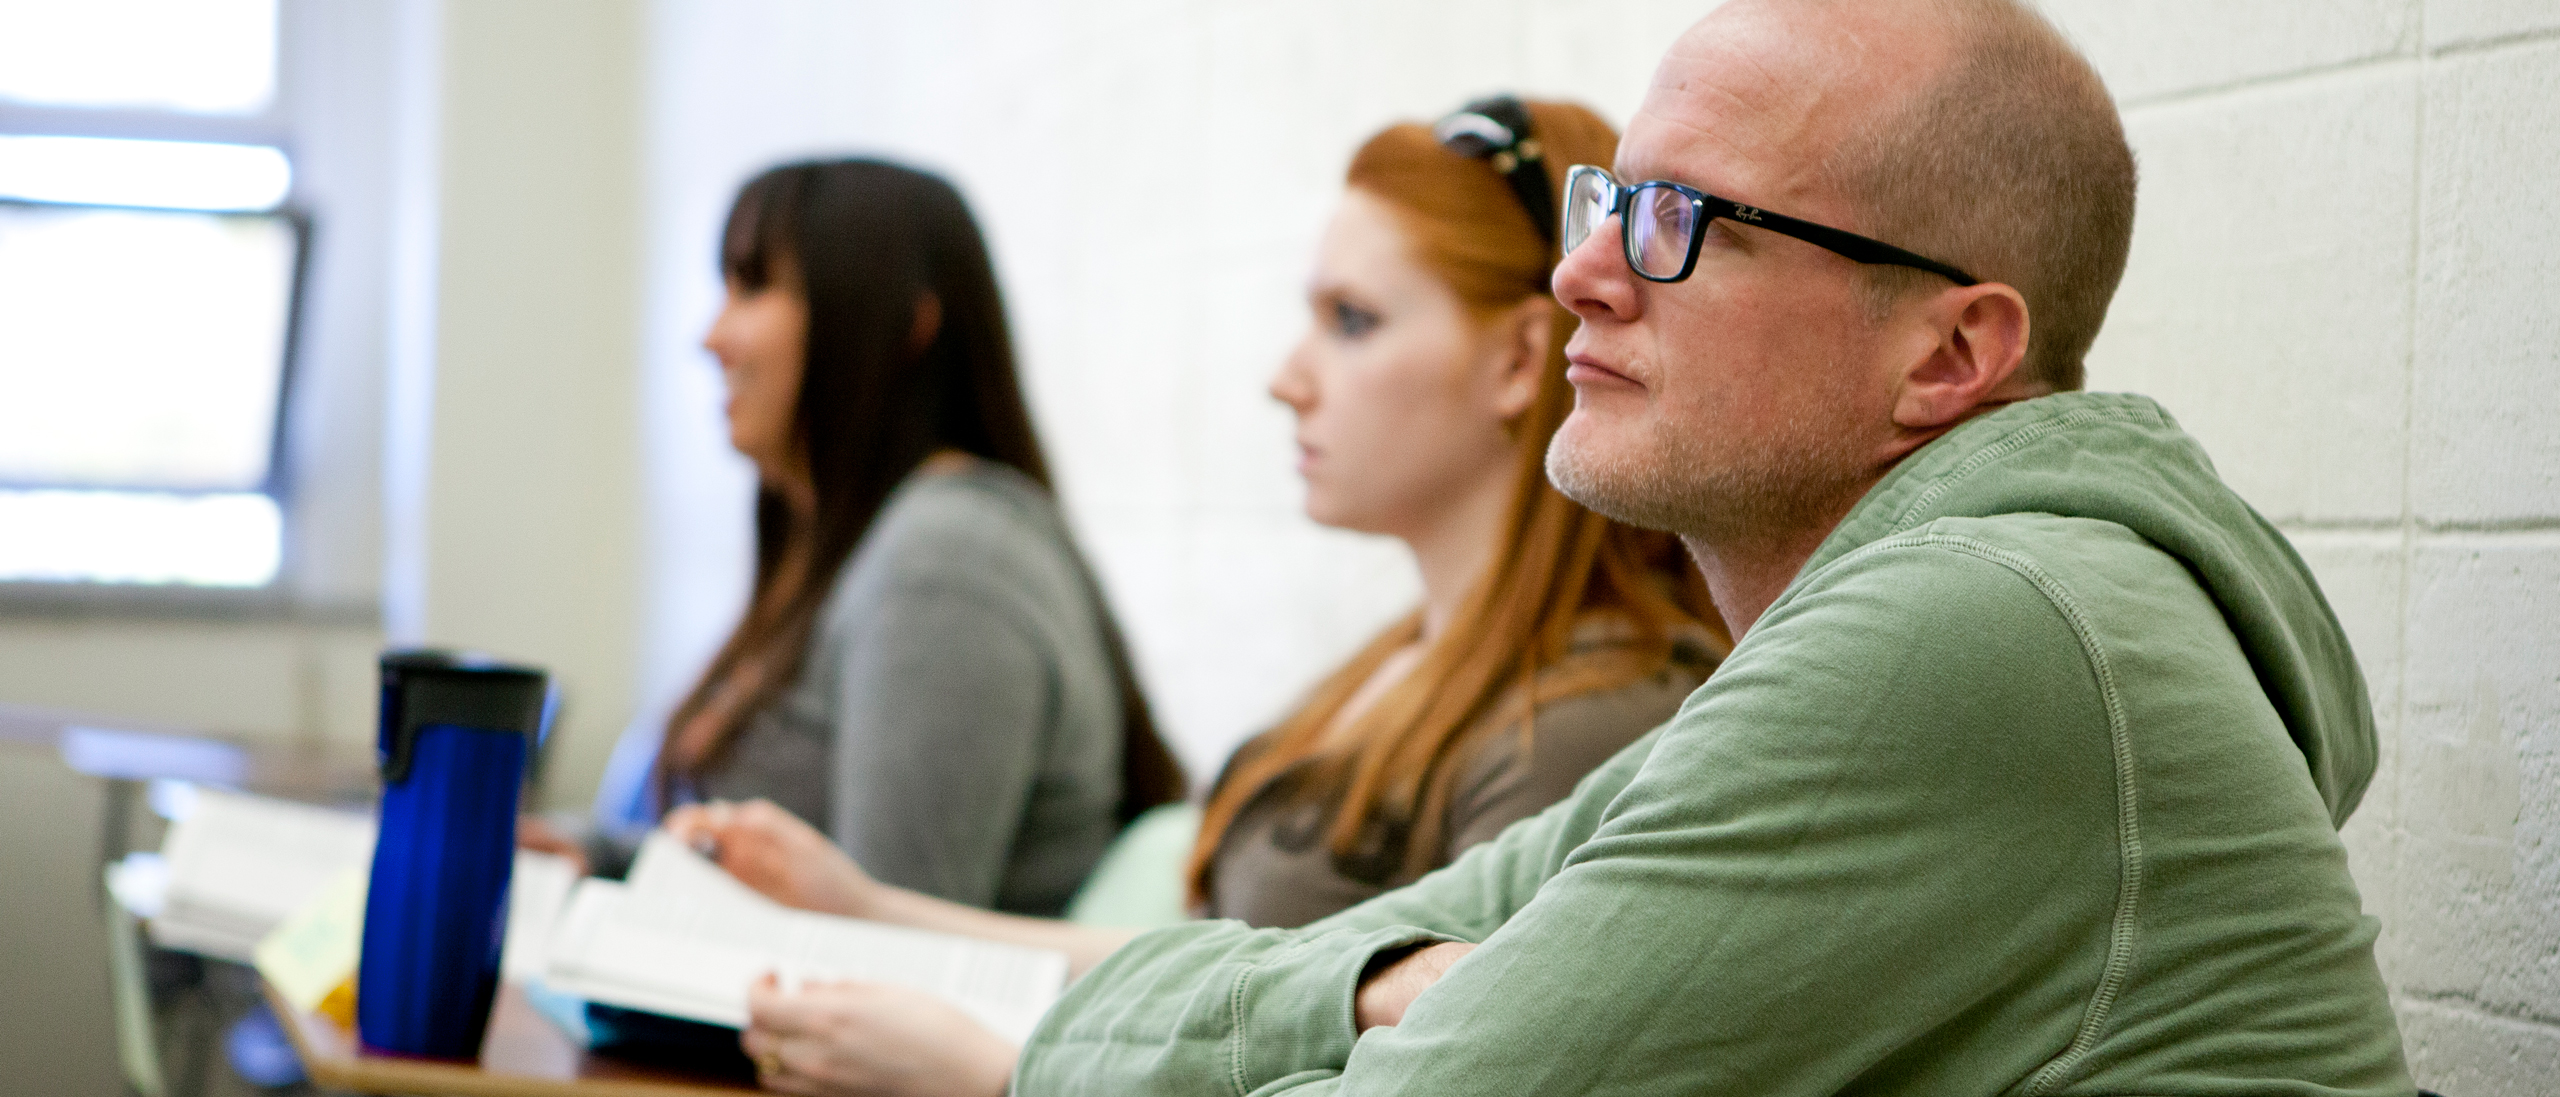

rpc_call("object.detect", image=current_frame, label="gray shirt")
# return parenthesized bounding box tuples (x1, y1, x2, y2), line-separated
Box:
(689, 463, 1127, 916)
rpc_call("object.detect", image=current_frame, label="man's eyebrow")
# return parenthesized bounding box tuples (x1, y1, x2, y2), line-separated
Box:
(1616, 145, 1718, 191)
(1616, 157, 1724, 196)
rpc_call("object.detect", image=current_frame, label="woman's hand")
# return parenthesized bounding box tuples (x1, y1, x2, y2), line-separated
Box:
(742, 974, 1015, 1097)
(662, 799, 879, 918)
(515, 816, 589, 876)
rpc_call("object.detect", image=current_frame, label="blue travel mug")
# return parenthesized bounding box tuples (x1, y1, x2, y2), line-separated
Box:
(356, 650, 549, 1059)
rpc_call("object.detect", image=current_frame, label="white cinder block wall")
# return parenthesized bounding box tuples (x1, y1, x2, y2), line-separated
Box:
(639, 3, 2558, 1090)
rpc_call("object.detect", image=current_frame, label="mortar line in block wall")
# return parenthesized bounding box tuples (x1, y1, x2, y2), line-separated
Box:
(2116, 52, 2417, 113)
(2390, 14, 2422, 911)
(2279, 517, 2560, 536)
(2412, 517, 2560, 535)
(2271, 519, 2410, 535)
(2399, 988, 2560, 1033)
(2425, 24, 2560, 60)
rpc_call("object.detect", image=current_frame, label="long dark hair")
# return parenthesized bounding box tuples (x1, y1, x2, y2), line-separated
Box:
(664, 158, 1186, 823)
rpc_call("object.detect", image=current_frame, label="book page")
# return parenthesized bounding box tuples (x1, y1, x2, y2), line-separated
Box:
(544, 833, 1069, 1043)
(156, 788, 374, 959)
(544, 880, 763, 1025)
(499, 850, 581, 982)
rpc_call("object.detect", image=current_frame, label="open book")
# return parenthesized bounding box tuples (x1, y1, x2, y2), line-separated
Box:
(541, 833, 1069, 1045)
(141, 787, 376, 961)
(116, 785, 580, 974)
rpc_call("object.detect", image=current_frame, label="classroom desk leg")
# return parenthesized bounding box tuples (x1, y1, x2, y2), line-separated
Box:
(104, 862, 169, 1097)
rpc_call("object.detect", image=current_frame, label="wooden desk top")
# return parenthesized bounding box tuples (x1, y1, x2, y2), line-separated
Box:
(265, 981, 759, 1097)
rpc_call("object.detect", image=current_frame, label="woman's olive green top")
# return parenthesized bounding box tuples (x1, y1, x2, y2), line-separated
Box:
(1201, 625, 1720, 928)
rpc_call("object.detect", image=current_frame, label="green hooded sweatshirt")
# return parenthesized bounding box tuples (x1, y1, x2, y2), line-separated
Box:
(1016, 393, 2414, 1097)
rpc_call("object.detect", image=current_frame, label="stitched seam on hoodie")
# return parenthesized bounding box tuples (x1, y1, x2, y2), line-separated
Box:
(1228, 958, 1256, 1097)
(1887, 533, 2147, 1095)
(1889, 406, 2144, 535)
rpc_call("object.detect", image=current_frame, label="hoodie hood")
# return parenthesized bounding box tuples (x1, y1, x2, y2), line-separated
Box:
(1803, 391, 2377, 826)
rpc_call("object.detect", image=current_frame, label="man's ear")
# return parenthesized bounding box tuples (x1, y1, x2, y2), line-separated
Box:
(1892, 282, 2033, 431)
(1489, 297, 1554, 421)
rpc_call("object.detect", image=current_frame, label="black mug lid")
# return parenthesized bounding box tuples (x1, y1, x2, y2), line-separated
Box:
(377, 649, 550, 784)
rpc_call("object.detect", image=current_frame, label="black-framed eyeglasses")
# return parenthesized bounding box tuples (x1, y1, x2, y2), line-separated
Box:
(1561, 164, 1979, 286)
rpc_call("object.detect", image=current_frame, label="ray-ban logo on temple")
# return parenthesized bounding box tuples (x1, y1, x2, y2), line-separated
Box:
(1561, 164, 1981, 286)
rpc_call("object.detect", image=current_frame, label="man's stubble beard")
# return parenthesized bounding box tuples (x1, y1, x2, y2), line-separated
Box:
(1545, 399, 1872, 549)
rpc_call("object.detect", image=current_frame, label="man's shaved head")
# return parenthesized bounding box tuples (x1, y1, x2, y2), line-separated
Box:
(1641, 0, 2133, 387)
(1821, 0, 2135, 390)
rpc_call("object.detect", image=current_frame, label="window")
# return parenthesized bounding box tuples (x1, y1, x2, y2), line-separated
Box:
(0, 0, 277, 114)
(0, 0, 299, 588)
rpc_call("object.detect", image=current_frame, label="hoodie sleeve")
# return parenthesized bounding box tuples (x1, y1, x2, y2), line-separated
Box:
(1015, 536, 2128, 1097)
(1013, 729, 1663, 1096)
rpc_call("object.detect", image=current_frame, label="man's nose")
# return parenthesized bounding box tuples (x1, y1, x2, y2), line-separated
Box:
(1552, 217, 1639, 324)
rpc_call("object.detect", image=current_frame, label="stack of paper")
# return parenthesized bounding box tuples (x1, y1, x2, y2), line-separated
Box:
(543, 834, 1070, 1044)
(147, 788, 376, 961)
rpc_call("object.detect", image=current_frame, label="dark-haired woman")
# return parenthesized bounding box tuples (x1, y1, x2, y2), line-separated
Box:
(571, 159, 1184, 916)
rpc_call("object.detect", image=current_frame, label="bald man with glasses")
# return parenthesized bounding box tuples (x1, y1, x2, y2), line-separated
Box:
(1014, 2, 2415, 1094)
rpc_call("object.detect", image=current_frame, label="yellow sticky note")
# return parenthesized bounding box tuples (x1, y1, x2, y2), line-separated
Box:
(315, 974, 356, 1027)
(253, 867, 367, 1016)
